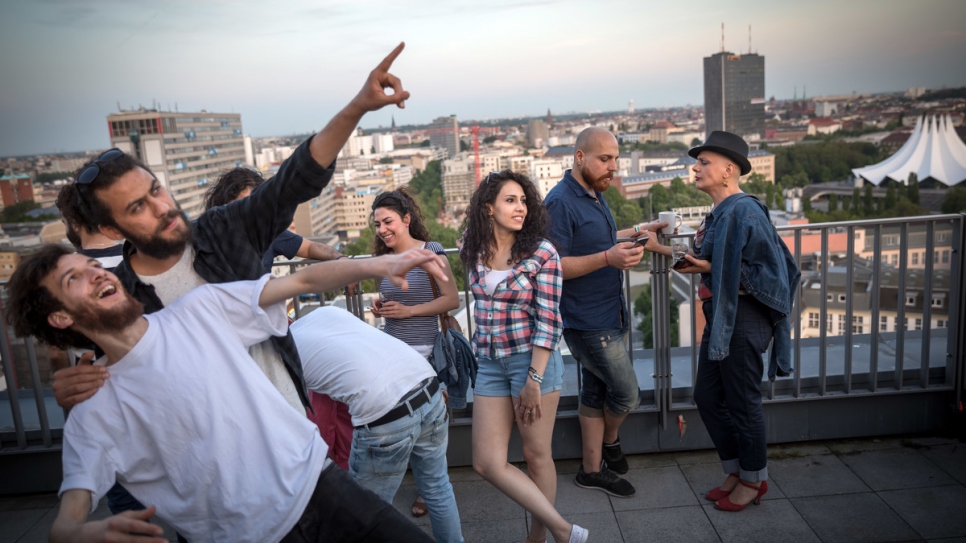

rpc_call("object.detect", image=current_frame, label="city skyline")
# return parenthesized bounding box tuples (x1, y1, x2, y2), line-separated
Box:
(1, 0, 964, 156)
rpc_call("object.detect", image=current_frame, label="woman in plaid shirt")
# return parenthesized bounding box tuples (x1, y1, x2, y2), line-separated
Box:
(460, 171, 588, 543)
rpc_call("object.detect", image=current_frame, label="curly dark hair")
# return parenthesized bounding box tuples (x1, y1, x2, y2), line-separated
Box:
(4, 244, 94, 349)
(71, 151, 152, 229)
(369, 187, 431, 256)
(459, 170, 550, 269)
(56, 183, 97, 239)
(204, 167, 264, 210)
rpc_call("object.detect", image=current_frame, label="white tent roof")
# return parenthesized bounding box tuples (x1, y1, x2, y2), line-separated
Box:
(852, 115, 966, 187)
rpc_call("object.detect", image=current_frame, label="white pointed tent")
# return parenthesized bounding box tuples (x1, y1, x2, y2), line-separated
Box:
(852, 115, 966, 187)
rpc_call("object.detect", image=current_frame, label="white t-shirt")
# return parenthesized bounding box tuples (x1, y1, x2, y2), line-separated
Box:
(484, 267, 513, 297)
(138, 247, 303, 412)
(291, 307, 436, 427)
(60, 276, 326, 543)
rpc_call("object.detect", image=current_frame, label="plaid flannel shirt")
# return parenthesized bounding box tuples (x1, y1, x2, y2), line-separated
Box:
(114, 136, 334, 409)
(469, 239, 563, 360)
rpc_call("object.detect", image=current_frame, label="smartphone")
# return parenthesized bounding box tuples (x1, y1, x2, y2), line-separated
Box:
(672, 257, 693, 271)
(635, 236, 649, 247)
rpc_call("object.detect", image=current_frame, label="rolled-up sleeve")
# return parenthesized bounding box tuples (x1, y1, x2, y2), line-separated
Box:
(530, 242, 563, 351)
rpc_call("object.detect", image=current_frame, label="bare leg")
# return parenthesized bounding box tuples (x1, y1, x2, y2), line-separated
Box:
(580, 409, 627, 473)
(519, 392, 561, 542)
(473, 395, 573, 543)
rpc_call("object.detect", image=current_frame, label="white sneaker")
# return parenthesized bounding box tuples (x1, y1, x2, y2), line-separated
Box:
(569, 524, 589, 543)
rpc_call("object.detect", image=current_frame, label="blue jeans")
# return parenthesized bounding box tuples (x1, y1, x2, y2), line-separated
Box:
(474, 350, 564, 397)
(694, 296, 771, 482)
(349, 385, 463, 543)
(564, 326, 641, 417)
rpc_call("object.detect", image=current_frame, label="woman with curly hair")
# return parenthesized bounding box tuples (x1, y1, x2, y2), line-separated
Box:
(460, 171, 588, 543)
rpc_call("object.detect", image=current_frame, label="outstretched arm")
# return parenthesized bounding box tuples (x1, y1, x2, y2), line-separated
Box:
(50, 490, 165, 543)
(309, 42, 410, 168)
(259, 248, 446, 309)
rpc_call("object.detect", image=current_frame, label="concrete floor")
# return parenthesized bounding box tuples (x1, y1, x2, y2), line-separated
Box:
(3, 436, 966, 542)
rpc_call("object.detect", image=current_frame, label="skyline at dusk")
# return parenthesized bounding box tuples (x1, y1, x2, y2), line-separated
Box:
(1, 0, 964, 156)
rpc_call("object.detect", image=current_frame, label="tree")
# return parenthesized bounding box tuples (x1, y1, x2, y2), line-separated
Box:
(802, 195, 813, 212)
(884, 182, 897, 210)
(907, 173, 920, 205)
(863, 184, 874, 216)
(603, 187, 642, 229)
(941, 186, 966, 213)
(691, 137, 702, 146)
(851, 187, 862, 215)
(35, 171, 71, 184)
(378, 156, 394, 164)
(828, 194, 838, 212)
(633, 284, 679, 348)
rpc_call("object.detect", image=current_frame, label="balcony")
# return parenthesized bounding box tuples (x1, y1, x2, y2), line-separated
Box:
(1, 214, 964, 542)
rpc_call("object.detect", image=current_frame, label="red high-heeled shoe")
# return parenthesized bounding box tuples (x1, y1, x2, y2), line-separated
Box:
(714, 480, 768, 512)
(705, 473, 739, 501)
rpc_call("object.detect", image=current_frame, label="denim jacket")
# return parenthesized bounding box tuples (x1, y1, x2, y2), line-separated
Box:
(698, 193, 801, 380)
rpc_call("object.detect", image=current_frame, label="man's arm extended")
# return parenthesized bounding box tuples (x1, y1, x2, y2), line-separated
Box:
(50, 490, 165, 543)
(259, 248, 446, 309)
(298, 239, 345, 261)
(308, 42, 409, 168)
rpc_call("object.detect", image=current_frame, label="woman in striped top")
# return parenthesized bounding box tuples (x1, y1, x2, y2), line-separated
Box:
(368, 188, 460, 519)
(460, 171, 588, 543)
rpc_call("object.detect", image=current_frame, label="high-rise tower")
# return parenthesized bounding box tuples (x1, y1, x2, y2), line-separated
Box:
(703, 51, 765, 138)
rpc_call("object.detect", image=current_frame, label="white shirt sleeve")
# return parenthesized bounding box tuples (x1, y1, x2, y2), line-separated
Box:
(198, 275, 289, 348)
(60, 425, 117, 514)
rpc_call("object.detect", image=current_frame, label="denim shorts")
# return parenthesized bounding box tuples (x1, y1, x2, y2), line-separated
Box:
(474, 350, 564, 397)
(564, 326, 641, 416)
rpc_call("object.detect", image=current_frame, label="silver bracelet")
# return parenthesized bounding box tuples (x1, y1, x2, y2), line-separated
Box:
(527, 366, 544, 384)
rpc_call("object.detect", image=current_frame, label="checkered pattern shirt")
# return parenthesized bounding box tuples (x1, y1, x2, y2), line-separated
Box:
(114, 136, 334, 409)
(468, 239, 563, 360)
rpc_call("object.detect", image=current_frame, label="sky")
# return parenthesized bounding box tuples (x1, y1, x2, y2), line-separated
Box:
(1, 0, 964, 157)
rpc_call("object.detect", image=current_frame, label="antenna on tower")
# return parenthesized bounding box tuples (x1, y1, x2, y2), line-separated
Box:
(721, 22, 725, 53)
(748, 25, 752, 54)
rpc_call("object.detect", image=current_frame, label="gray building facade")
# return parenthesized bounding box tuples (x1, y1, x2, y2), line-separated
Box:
(703, 51, 765, 138)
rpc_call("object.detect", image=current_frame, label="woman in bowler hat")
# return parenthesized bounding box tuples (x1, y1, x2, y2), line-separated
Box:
(664, 131, 800, 512)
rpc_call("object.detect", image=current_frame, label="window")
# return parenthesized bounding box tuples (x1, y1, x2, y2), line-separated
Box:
(827, 294, 834, 302)
(852, 316, 864, 324)
(837, 315, 846, 334)
(827, 315, 834, 334)
(936, 231, 949, 243)
(914, 318, 922, 331)
(912, 252, 919, 265)
(942, 250, 950, 264)
(838, 294, 847, 302)
(880, 316, 889, 331)
(906, 295, 916, 306)
(892, 254, 899, 266)
(934, 251, 939, 264)
(932, 296, 944, 308)
(937, 320, 946, 328)
(808, 313, 820, 328)
(884, 234, 900, 246)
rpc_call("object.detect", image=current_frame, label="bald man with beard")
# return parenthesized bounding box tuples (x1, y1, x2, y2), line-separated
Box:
(544, 128, 667, 498)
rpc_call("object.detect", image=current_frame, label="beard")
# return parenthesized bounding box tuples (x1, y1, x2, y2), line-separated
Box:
(580, 164, 612, 193)
(70, 291, 145, 335)
(119, 209, 193, 260)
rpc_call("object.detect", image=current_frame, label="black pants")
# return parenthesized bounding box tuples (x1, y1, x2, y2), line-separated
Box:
(281, 463, 433, 543)
(693, 296, 771, 482)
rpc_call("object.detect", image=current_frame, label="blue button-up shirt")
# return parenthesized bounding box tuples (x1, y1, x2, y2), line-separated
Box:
(545, 169, 625, 331)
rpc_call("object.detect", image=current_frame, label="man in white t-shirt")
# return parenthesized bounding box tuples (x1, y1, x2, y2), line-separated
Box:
(292, 307, 462, 543)
(5, 244, 446, 543)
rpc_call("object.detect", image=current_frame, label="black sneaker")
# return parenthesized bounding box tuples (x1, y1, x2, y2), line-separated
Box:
(602, 438, 629, 474)
(574, 464, 636, 497)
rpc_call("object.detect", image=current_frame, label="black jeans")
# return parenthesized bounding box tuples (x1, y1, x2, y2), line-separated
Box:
(281, 463, 433, 543)
(693, 296, 771, 482)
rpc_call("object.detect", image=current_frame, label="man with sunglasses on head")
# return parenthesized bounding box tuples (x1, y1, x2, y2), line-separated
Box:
(50, 43, 411, 524)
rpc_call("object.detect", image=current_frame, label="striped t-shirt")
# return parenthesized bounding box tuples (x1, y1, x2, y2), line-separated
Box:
(380, 241, 445, 349)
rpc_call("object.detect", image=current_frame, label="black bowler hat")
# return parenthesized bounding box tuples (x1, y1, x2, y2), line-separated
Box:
(688, 131, 752, 176)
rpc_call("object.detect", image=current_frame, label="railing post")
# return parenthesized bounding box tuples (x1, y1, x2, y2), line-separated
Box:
(651, 235, 673, 430)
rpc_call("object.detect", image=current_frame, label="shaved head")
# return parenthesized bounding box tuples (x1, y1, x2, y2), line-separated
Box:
(575, 127, 617, 156)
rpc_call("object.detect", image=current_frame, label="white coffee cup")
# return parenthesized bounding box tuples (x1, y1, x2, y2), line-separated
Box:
(658, 211, 683, 235)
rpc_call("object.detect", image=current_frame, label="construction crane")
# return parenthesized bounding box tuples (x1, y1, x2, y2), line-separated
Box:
(472, 124, 481, 186)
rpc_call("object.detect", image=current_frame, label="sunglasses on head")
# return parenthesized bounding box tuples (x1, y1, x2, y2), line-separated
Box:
(75, 148, 125, 185)
(483, 171, 501, 184)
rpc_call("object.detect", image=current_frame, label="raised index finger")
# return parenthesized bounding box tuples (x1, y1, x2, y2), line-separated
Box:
(376, 42, 405, 72)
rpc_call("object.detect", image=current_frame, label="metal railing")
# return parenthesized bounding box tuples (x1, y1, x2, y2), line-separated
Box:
(2, 213, 964, 492)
